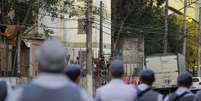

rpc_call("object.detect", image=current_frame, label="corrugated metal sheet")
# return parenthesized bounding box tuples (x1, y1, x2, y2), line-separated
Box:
(122, 37, 144, 75)
(0, 37, 43, 77)
(0, 37, 14, 76)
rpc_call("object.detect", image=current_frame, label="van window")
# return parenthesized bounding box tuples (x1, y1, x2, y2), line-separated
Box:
(193, 78, 199, 82)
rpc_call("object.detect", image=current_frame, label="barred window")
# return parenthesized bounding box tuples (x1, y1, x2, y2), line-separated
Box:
(77, 0, 84, 2)
(78, 19, 85, 34)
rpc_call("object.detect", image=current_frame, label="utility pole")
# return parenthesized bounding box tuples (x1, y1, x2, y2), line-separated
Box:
(99, 1, 103, 58)
(16, 32, 22, 75)
(198, 7, 201, 76)
(16, 0, 32, 76)
(163, 0, 169, 53)
(85, 0, 93, 95)
(182, 0, 187, 57)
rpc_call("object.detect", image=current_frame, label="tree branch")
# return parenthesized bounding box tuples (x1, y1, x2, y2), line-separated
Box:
(113, 3, 135, 56)
(22, 1, 33, 25)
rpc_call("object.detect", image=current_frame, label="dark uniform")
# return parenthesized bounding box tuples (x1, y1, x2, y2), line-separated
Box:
(164, 72, 194, 101)
(135, 69, 163, 101)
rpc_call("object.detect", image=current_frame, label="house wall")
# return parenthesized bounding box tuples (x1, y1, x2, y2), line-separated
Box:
(0, 38, 14, 76)
(29, 39, 43, 77)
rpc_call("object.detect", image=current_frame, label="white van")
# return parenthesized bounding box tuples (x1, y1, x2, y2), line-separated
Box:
(192, 77, 201, 90)
(145, 54, 185, 89)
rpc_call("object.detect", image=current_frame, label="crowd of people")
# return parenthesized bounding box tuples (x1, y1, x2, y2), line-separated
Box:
(1, 40, 201, 101)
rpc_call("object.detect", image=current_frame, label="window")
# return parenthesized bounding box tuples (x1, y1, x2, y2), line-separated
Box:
(193, 78, 199, 82)
(78, 19, 85, 34)
(77, 0, 84, 2)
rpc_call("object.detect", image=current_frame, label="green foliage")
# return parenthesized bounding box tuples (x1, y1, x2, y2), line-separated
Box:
(176, 15, 199, 68)
(114, 0, 199, 69)
(0, 0, 102, 38)
(114, 0, 166, 55)
(0, 0, 82, 37)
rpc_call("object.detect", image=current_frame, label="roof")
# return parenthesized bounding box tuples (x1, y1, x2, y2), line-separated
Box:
(0, 25, 25, 39)
(168, 6, 198, 23)
(168, 0, 197, 22)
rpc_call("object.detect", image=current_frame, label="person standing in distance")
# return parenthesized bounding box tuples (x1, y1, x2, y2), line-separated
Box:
(95, 59, 136, 101)
(164, 71, 194, 101)
(6, 40, 93, 101)
(135, 69, 163, 101)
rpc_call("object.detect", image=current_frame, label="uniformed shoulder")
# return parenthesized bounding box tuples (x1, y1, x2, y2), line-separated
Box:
(167, 92, 194, 101)
(148, 89, 163, 98)
(80, 89, 94, 101)
(126, 84, 135, 88)
(180, 93, 195, 101)
(149, 89, 160, 95)
(97, 83, 117, 95)
(66, 82, 81, 90)
(196, 91, 201, 96)
(167, 92, 177, 100)
(5, 87, 24, 101)
(96, 84, 108, 93)
(195, 91, 201, 101)
(124, 84, 136, 92)
(186, 93, 194, 96)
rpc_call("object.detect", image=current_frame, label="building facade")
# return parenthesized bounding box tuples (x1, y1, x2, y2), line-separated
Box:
(38, 0, 111, 63)
(169, 0, 197, 20)
(195, 0, 201, 21)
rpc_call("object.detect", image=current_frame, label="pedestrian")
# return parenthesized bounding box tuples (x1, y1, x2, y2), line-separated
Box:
(75, 57, 80, 64)
(164, 71, 194, 101)
(95, 59, 136, 101)
(6, 40, 93, 101)
(64, 64, 81, 84)
(135, 69, 163, 101)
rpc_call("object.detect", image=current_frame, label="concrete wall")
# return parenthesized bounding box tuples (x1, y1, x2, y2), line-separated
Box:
(122, 37, 144, 76)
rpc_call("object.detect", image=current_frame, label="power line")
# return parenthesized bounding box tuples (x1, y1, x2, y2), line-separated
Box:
(94, 18, 166, 30)
(38, 13, 86, 21)
(1, 22, 198, 35)
(170, 0, 199, 16)
(94, 20, 166, 31)
(39, 26, 80, 29)
(0, 23, 80, 29)
(93, 26, 111, 36)
(93, 21, 111, 30)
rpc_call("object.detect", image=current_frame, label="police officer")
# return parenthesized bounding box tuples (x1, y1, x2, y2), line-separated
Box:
(64, 64, 81, 84)
(135, 69, 163, 101)
(95, 59, 136, 101)
(164, 71, 194, 101)
(6, 40, 93, 101)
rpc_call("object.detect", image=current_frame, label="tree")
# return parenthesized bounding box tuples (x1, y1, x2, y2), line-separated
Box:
(0, 0, 91, 76)
(1, 0, 98, 37)
(112, 0, 166, 56)
(112, 0, 199, 69)
(173, 15, 199, 69)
